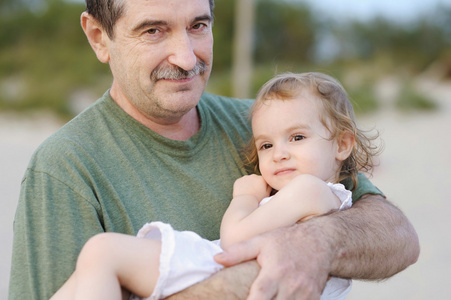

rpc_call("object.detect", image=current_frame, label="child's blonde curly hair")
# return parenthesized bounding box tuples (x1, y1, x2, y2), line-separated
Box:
(246, 72, 381, 190)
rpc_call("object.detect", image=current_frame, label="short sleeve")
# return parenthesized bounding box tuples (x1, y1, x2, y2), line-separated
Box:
(9, 169, 104, 299)
(340, 173, 385, 203)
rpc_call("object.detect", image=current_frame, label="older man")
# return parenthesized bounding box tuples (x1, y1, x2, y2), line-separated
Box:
(9, 0, 419, 299)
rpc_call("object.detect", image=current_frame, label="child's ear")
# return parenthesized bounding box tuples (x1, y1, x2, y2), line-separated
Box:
(81, 12, 110, 63)
(336, 131, 355, 161)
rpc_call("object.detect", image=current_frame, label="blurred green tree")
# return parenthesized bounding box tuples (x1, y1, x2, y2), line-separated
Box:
(327, 6, 451, 71)
(255, 0, 315, 66)
(0, 0, 111, 118)
(210, 0, 317, 97)
(0, 0, 448, 118)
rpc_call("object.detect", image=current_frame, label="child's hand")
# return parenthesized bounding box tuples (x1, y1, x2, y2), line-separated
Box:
(233, 175, 271, 200)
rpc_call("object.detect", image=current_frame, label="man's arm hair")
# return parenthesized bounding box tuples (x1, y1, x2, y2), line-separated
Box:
(328, 194, 420, 279)
(165, 194, 419, 299)
(166, 261, 259, 300)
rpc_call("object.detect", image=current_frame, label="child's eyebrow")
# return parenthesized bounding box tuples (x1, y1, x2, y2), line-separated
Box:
(284, 124, 313, 134)
(253, 135, 267, 142)
(253, 124, 312, 140)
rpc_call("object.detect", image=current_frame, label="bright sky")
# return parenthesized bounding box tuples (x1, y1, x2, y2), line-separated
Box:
(67, 0, 451, 24)
(69, 0, 451, 22)
(300, 0, 451, 22)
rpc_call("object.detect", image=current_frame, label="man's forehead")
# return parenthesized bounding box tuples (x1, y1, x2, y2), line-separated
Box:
(124, 0, 211, 14)
(123, 0, 212, 25)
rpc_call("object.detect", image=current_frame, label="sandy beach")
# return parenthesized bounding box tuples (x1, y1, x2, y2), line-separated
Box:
(0, 112, 64, 297)
(347, 78, 451, 299)
(1, 78, 450, 298)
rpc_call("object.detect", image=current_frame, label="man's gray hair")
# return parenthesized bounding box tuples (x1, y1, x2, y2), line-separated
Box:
(85, 0, 215, 39)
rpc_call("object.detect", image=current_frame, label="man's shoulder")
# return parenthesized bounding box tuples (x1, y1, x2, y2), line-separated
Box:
(341, 173, 385, 203)
(199, 92, 254, 123)
(29, 93, 113, 169)
(200, 92, 254, 110)
(198, 93, 253, 150)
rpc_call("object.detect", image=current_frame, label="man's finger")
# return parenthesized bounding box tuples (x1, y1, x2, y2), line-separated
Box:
(214, 239, 260, 267)
(247, 273, 278, 300)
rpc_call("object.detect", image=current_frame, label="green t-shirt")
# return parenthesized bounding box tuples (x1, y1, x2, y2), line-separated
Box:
(9, 91, 382, 299)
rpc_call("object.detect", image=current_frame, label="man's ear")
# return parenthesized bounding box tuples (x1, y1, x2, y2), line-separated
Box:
(81, 12, 110, 63)
(336, 130, 355, 161)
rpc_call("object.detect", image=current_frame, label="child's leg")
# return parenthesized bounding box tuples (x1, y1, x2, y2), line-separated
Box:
(50, 273, 78, 299)
(53, 232, 162, 300)
(76, 232, 162, 299)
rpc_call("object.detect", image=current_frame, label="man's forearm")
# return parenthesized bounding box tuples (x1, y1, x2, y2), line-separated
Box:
(166, 194, 420, 299)
(325, 194, 420, 279)
(166, 260, 259, 300)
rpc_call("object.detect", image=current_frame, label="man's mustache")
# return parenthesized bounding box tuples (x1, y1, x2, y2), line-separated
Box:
(151, 61, 208, 81)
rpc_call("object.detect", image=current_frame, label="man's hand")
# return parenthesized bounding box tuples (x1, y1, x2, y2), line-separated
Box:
(215, 195, 419, 299)
(170, 195, 419, 300)
(215, 222, 332, 300)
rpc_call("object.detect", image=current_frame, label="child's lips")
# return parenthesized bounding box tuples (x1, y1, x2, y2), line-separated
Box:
(274, 168, 296, 176)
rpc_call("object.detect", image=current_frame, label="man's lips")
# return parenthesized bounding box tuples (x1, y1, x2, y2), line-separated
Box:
(274, 168, 296, 176)
(156, 75, 196, 83)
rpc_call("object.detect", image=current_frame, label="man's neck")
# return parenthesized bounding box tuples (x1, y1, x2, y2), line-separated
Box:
(110, 90, 200, 141)
(143, 108, 200, 141)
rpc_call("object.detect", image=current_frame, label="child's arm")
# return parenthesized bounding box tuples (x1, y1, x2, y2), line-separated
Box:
(220, 174, 341, 250)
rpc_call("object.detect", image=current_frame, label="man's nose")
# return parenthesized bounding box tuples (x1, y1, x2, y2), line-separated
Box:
(167, 32, 197, 72)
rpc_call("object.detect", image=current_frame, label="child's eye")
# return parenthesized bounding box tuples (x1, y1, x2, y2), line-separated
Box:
(259, 143, 273, 150)
(292, 134, 305, 142)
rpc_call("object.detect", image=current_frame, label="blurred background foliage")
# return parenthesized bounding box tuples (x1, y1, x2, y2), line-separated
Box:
(1, 0, 450, 120)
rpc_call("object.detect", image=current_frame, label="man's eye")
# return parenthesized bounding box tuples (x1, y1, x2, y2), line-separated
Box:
(192, 23, 206, 30)
(147, 28, 160, 35)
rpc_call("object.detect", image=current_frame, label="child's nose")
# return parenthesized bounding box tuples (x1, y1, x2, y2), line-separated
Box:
(272, 144, 290, 162)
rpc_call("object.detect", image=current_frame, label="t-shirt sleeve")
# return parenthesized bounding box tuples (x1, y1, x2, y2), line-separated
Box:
(340, 173, 385, 203)
(9, 169, 104, 300)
